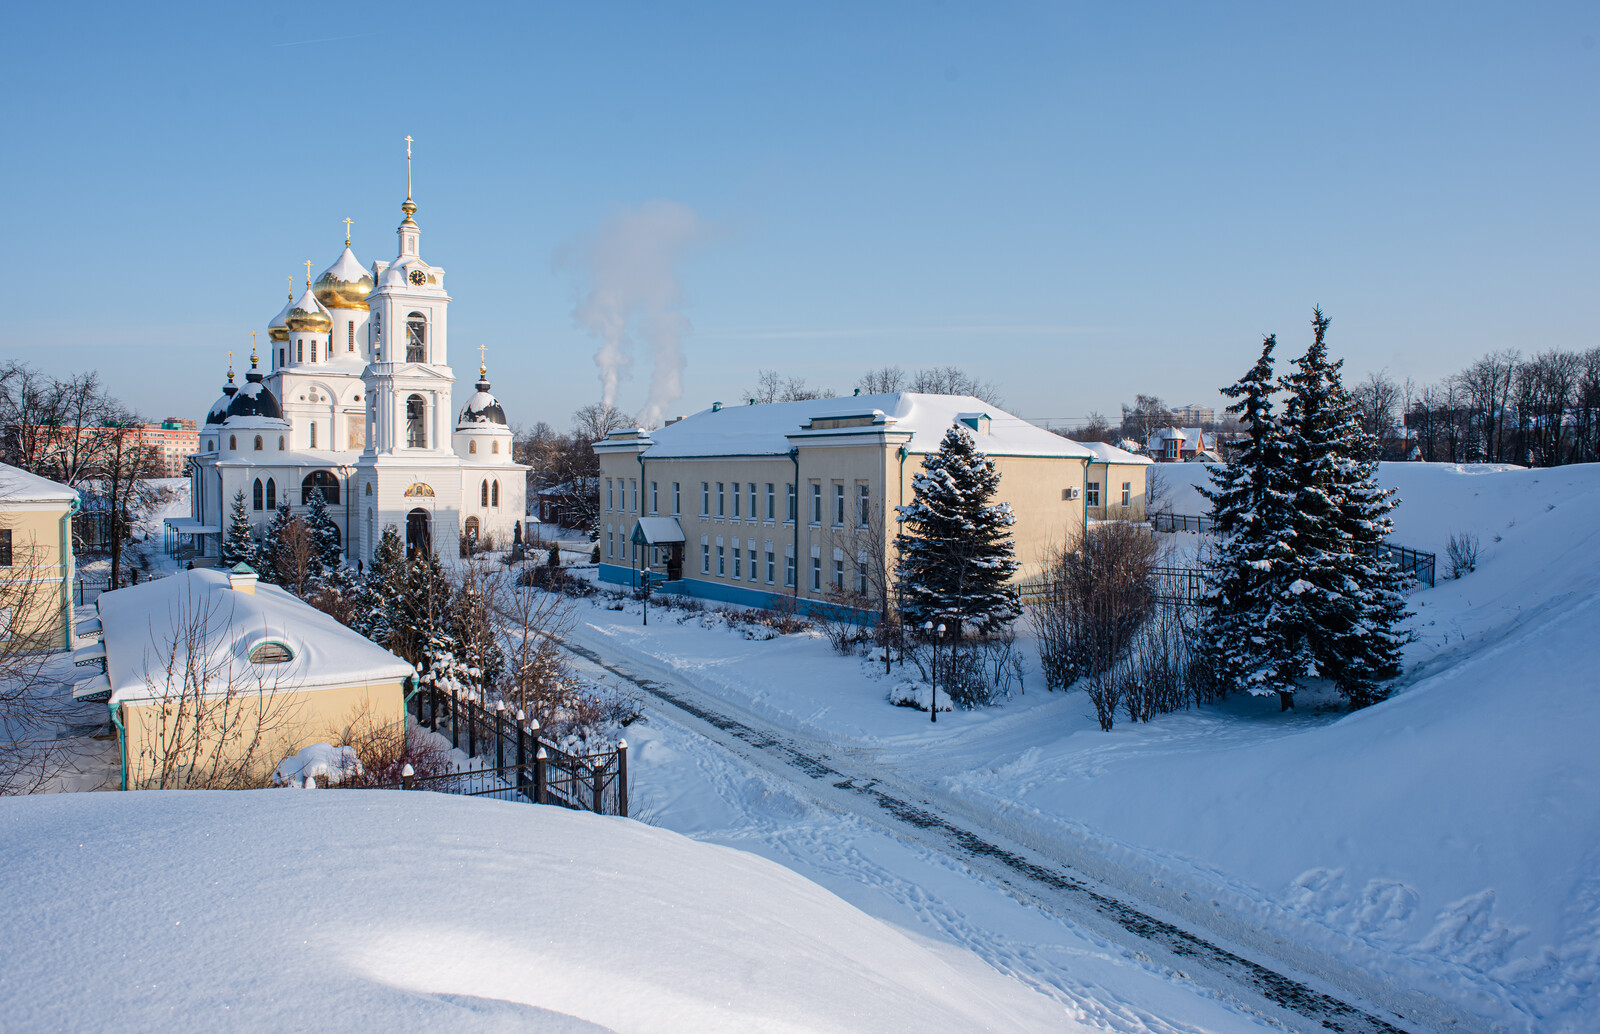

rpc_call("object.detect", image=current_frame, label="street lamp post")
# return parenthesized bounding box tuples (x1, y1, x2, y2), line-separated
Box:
(923, 620, 946, 722)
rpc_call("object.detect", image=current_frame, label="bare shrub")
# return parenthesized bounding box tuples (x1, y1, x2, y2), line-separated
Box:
(818, 587, 872, 654)
(1029, 523, 1160, 730)
(1447, 531, 1480, 578)
(327, 704, 456, 787)
(751, 593, 811, 635)
(905, 631, 1024, 709)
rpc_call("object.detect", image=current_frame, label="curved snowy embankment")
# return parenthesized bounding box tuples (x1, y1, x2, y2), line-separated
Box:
(988, 462, 1600, 1029)
(0, 791, 1076, 1034)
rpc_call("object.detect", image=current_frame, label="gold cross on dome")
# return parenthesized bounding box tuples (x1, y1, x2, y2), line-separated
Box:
(304, 259, 313, 286)
(405, 135, 414, 199)
(226, 349, 234, 369)
(342, 217, 353, 245)
(285, 275, 295, 297)
(478, 344, 487, 366)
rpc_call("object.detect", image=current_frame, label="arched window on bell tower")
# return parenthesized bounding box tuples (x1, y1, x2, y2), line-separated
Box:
(406, 394, 427, 448)
(406, 312, 426, 363)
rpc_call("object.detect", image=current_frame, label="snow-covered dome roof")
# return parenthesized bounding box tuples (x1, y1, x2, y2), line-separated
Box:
(224, 366, 284, 423)
(381, 261, 410, 288)
(313, 244, 374, 311)
(457, 366, 507, 427)
(205, 375, 238, 426)
(284, 285, 332, 334)
(267, 290, 295, 343)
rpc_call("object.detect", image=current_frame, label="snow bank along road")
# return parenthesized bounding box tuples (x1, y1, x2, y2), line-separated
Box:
(563, 635, 1459, 1034)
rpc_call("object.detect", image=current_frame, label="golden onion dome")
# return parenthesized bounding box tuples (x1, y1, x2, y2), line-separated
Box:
(267, 290, 295, 342)
(313, 244, 374, 311)
(284, 285, 333, 334)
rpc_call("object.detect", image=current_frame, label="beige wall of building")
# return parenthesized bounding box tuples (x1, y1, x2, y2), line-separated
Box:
(596, 405, 1095, 610)
(119, 678, 407, 790)
(0, 478, 76, 652)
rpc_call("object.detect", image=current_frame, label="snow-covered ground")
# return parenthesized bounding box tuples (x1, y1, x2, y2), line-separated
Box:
(567, 462, 1600, 1032)
(0, 790, 1086, 1033)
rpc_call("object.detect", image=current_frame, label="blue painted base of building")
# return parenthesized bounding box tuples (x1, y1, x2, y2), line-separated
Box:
(596, 562, 873, 622)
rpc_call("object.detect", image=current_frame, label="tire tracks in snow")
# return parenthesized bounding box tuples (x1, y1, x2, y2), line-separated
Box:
(562, 637, 1423, 1034)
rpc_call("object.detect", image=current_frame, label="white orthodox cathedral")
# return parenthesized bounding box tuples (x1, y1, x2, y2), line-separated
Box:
(174, 159, 526, 564)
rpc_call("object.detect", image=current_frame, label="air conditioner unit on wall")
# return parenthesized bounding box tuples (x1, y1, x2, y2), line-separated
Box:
(1064, 487, 1081, 500)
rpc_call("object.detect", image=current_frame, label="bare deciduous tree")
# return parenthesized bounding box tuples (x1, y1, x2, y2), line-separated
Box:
(856, 366, 907, 395)
(135, 587, 305, 790)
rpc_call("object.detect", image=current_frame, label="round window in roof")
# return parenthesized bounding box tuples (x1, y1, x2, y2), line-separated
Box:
(248, 640, 295, 664)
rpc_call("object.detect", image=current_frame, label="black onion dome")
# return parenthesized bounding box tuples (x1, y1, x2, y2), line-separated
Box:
(458, 372, 507, 426)
(225, 370, 284, 422)
(205, 376, 239, 426)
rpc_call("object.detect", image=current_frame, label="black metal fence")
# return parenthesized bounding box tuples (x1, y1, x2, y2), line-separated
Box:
(393, 687, 629, 816)
(1148, 512, 1215, 534)
(1383, 544, 1436, 588)
(1152, 566, 1207, 606)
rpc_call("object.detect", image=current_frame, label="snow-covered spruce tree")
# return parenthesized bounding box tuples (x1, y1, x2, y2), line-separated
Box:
(1277, 308, 1409, 708)
(254, 501, 293, 585)
(350, 524, 406, 647)
(895, 425, 1021, 639)
(220, 490, 255, 570)
(303, 490, 343, 591)
(1198, 335, 1300, 707)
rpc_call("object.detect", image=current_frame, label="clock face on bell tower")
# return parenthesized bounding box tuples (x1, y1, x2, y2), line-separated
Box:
(408, 268, 426, 286)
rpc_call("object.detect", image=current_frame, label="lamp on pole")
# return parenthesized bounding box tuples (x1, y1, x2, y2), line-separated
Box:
(923, 620, 945, 723)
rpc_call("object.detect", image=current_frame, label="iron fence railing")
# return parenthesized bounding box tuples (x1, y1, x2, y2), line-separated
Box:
(1148, 512, 1215, 534)
(395, 687, 629, 816)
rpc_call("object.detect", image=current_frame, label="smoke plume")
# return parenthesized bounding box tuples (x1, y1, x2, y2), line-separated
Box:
(561, 200, 709, 428)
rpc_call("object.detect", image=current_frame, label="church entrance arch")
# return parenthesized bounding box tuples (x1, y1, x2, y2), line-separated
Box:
(406, 508, 432, 558)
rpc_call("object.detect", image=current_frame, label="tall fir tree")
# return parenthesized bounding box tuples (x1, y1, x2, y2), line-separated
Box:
(220, 490, 255, 570)
(895, 425, 1021, 638)
(351, 524, 406, 647)
(255, 501, 294, 585)
(303, 490, 343, 590)
(1277, 308, 1409, 708)
(1199, 335, 1300, 706)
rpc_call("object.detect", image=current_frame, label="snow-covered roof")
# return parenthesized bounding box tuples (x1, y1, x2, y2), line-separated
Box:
(1079, 441, 1153, 465)
(457, 369, 508, 427)
(617, 393, 1094, 460)
(284, 286, 332, 331)
(320, 245, 369, 286)
(0, 462, 78, 505)
(267, 292, 294, 332)
(633, 516, 686, 544)
(95, 568, 414, 705)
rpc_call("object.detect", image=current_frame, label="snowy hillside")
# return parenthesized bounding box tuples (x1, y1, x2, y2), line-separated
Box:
(0, 791, 1077, 1034)
(568, 462, 1600, 1031)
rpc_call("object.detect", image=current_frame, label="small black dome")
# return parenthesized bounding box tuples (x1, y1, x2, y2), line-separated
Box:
(458, 374, 507, 426)
(204, 378, 238, 426)
(225, 371, 284, 422)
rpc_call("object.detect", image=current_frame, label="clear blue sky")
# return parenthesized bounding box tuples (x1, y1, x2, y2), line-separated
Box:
(1, 2, 1594, 430)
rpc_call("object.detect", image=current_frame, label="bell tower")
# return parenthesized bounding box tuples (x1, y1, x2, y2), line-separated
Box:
(363, 136, 454, 458)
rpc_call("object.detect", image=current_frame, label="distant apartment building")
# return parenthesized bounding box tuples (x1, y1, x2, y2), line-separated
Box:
(1169, 403, 1215, 427)
(4, 419, 199, 480)
(141, 419, 200, 477)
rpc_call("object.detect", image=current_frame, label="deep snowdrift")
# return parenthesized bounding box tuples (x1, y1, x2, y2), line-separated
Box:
(999, 462, 1600, 1027)
(0, 791, 1076, 1034)
(573, 462, 1600, 1030)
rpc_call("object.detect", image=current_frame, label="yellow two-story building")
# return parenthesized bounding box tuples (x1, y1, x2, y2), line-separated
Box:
(594, 392, 1127, 613)
(0, 462, 79, 652)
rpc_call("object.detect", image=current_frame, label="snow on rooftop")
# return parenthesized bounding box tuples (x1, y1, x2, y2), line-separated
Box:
(620, 393, 1093, 460)
(0, 791, 1076, 1032)
(95, 568, 413, 705)
(1079, 440, 1152, 465)
(320, 244, 370, 285)
(0, 462, 78, 505)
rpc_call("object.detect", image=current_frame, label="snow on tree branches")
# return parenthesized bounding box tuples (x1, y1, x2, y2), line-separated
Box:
(1202, 309, 1409, 710)
(895, 424, 1021, 638)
